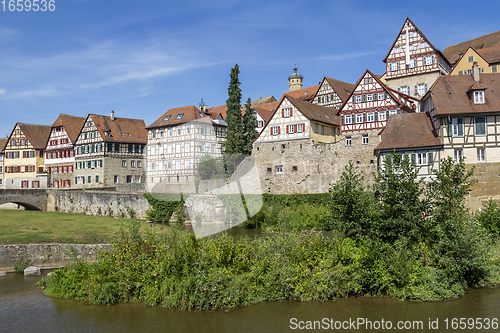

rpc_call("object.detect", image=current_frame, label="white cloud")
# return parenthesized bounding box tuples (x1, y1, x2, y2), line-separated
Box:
(0, 88, 6, 94)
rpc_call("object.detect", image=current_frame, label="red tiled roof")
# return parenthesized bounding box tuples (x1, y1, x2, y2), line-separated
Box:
(443, 30, 500, 66)
(0, 138, 7, 153)
(323, 77, 355, 102)
(376, 113, 442, 151)
(256, 100, 280, 113)
(281, 85, 320, 102)
(253, 106, 274, 123)
(476, 45, 500, 64)
(147, 105, 205, 129)
(89, 114, 147, 144)
(428, 73, 500, 115)
(286, 96, 340, 126)
(51, 113, 87, 144)
(206, 104, 228, 120)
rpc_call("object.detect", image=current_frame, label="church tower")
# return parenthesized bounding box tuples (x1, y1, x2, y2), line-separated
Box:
(288, 65, 303, 92)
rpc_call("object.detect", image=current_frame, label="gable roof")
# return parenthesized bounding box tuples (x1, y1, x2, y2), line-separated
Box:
(253, 106, 274, 123)
(51, 113, 87, 144)
(383, 17, 448, 66)
(12, 123, 51, 149)
(443, 30, 500, 66)
(337, 69, 419, 115)
(206, 104, 228, 120)
(313, 77, 355, 102)
(281, 85, 320, 102)
(476, 45, 500, 64)
(286, 96, 339, 126)
(89, 114, 147, 144)
(375, 113, 442, 151)
(147, 105, 206, 129)
(0, 138, 7, 153)
(427, 73, 500, 116)
(251, 95, 277, 107)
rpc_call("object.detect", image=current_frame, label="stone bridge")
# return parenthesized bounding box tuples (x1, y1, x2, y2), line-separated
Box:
(0, 189, 48, 211)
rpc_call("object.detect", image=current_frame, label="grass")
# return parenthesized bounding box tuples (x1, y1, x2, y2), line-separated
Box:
(0, 210, 169, 244)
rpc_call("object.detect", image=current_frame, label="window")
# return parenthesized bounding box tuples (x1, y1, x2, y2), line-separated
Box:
(407, 58, 416, 68)
(468, 55, 474, 63)
(168, 129, 172, 137)
(176, 143, 181, 153)
(355, 95, 362, 103)
(400, 86, 410, 95)
(288, 124, 294, 133)
(272, 126, 279, 135)
(362, 134, 369, 145)
(167, 161, 171, 170)
(21, 180, 28, 188)
(454, 149, 463, 163)
(275, 165, 283, 173)
(475, 116, 486, 136)
(87, 176, 91, 184)
(185, 142, 190, 152)
(292, 166, 298, 172)
(366, 94, 373, 102)
(417, 153, 427, 165)
(134, 175, 141, 183)
(378, 111, 386, 121)
(267, 167, 272, 173)
(186, 126, 190, 135)
(458, 70, 463, 75)
(477, 148, 485, 162)
(258, 121, 263, 128)
(331, 127, 335, 136)
(126, 175, 132, 183)
(96, 175, 99, 183)
(314, 124, 318, 133)
(424, 55, 434, 65)
(416, 83, 428, 96)
(151, 162, 155, 171)
(378, 92, 384, 101)
(114, 175, 119, 183)
(367, 113, 374, 122)
(356, 114, 363, 123)
(345, 115, 352, 124)
(346, 136, 352, 146)
(283, 107, 291, 117)
(131, 160, 136, 168)
(297, 123, 304, 132)
(321, 125, 324, 135)
(474, 91, 485, 104)
(163, 115, 171, 122)
(200, 143, 205, 153)
(137, 160, 142, 168)
(389, 62, 399, 71)
(176, 160, 181, 170)
(393, 47, 402, 54)
(419, 42, 428, 49)
(185, 159, 190, 169)
(122, 160, 127, 167)
(493, 65, 498, 73)
(175, 113, 184, 120)
(451, 118, 464, 137)
(167, 144, 172, 154)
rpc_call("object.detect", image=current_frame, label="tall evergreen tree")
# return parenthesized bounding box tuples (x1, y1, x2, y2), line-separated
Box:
(225, 64, 244, 154)
(242, 97, 258, 155)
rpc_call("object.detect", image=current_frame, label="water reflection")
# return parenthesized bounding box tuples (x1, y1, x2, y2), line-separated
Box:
(1, 272, 499, 332)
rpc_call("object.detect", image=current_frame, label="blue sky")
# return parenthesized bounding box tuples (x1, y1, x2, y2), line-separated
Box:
(1, 0, 499, 138)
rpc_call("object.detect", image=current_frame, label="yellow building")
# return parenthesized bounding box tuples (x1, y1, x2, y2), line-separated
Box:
(451, 46, 500, 75)
(0, 138, 7, 188)
(4, 123, 51, 189)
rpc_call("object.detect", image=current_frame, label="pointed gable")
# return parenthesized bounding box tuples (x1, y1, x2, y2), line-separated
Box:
(51, 114, 87, 144)
(14, 123, 51, 149)
(443, 30, 500, 66)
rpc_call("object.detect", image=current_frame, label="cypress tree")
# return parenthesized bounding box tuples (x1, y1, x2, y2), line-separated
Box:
(243, 97, 258, 155)
(225, 64, 244, 154)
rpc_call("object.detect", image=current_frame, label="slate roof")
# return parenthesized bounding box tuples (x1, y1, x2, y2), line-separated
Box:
(286, 96, 339, 126)
(89, 114, 147, 144)
(375, 113, 442, 151)
(14, 123, 51, 149)
(323, 77, 355, 102)
(51, 113, 87, 144)
(443, 30, 500, 66)
(0, 138, 7, 153)
(427, 73, 500, 116)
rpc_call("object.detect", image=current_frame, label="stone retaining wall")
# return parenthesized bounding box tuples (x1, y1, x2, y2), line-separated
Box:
(0, 244, 111, 272)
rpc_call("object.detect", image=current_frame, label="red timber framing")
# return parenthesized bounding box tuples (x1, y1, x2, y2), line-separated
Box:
(337, 69, 419, 134)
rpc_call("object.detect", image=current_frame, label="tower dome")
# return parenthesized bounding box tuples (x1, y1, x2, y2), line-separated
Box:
(288, 65, 303, 92)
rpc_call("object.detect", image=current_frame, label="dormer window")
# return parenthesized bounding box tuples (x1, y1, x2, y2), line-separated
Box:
(176, 113, 184, 120)
(163, 115, 171, 122)
(474, 91, 485, 104)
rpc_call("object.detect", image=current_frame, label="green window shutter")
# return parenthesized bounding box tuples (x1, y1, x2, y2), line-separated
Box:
(352, 96, 355, 103)
(341, 115, 344, 125)
(458, 118, 464, 136)
(107, 143, 112, 152)
(91, 144, 95, 153)
(352, 114, 356, 124)
(141, 145, 145, 153)
(373, 93, 377, 101)
(363, 113, 367, 123)
(386, 111, 389, 120)
(96, 175, 99, 183)
(374, 112, 378, 121)
(75, 177, 77, 184)
(128, 144, 133, 153)
(397, 109, 401, 114)
(88, 176, 91, 183)
(362, 94, 366, 102)
(100, 159, 103, 167)
(115, 143, 120, 152)
(411, 153, 416, 166)
(447, 119, 453, 137)
(82, 177, 85, 184)
(492, 65, 498, 73)
(428, 152, 433, 165)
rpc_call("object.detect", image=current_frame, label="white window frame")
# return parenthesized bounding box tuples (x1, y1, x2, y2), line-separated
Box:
(344, 115, 352, 124)
(389, 62, 399, 71)
(185, 142, 190, 152)
(297, 123, 304, 132)
(272, 126, 279, 135)
(200, 143, 205, 153)
(185, 159, 190, 169)
(275, 165, 283, 173)
(367, 113, 374, 122)
(176, 160, 181, 170)
(355, 95, 362, 103)
(346, 136, 352, 146)
(424, 55, 434, 65)
(356, 114, 363, 123)
(378, 111, 386, 121)
(454, 149, 463, 163)
(417, 153, 427, 165)
(283, 107, 291, 117)
(474, 91, 485, 104)
(378, 92, 384, 101)
(362, 134, 369, 145)
(288, 124, 294, 133)
(452, 118, 464, 137)
(366, 94, 373, 102)
(477, 148, 485, 162)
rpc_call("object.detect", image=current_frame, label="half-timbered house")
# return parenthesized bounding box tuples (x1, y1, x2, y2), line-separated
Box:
(73, 112, 147, 189)
(146, 105, 227, 190)
(383, 17, 451, 98)
(312, 77, 355, 110)
(420, 64, 500, 208)
(337, 69, 419, 171)
(3, 123, 51, 189)
(44, 114, 86, 188)
(375, 113, 443, 181)
(450, 46, 500, 76)
(0, 138, 7, 189)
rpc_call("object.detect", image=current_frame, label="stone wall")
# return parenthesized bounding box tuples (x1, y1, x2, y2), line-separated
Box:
(0, 243, 111, 272)
(467, 162, 500, 210)
(48, 189, 149, 219)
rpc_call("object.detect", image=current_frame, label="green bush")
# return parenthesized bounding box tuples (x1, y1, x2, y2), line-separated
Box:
(144, 193, 185, 223)
(476, 199, 500, 236)
(13, 258, 30, 274)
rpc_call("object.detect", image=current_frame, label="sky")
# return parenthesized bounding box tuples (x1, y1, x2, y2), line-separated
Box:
(1, 0, 499, 138)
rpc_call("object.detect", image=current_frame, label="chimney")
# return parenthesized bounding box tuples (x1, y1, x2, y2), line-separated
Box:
(111, 110, 115, 120)
(472, 62, 480, 82)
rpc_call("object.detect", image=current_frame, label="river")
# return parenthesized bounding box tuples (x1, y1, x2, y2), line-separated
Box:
(1, 271, 499, 332)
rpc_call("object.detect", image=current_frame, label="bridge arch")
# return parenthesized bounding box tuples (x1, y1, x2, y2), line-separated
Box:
(0, 189, 47, 211)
